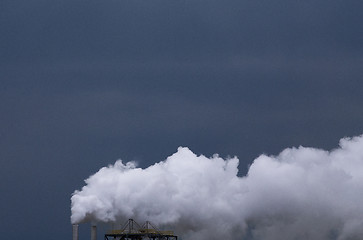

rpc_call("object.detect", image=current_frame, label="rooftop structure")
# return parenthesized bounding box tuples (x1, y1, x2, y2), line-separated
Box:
(105, 219, 178, 240)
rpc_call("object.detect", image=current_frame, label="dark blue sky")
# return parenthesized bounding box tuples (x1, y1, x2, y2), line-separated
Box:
(1, 0, 363, 240)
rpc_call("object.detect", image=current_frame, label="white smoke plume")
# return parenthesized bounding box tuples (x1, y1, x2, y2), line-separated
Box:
(71, 135, 363, 240)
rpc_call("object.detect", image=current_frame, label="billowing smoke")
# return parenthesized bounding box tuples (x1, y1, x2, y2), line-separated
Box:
(71, 135, 363, 240)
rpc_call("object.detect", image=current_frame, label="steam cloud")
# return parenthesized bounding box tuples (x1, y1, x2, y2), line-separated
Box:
(71, 135, 363, 240)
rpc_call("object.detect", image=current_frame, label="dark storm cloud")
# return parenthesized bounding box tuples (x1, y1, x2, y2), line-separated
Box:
(1, 1, 363, 240)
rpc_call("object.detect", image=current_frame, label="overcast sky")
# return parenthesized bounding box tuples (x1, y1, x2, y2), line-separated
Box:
(1, 0, 363, 240)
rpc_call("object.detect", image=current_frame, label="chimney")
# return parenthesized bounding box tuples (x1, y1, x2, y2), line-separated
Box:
(73, 224, 79, 240)
(91, 225, 97, 240)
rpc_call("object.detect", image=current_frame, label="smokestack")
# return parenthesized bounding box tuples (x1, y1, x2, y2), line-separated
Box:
(72, 224, 79, 240)
(91, 225, 97, 240)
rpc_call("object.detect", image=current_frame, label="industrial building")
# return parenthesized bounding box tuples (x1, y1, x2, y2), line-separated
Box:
(105, 219, 178, 240)
(73, 219, 177, 240)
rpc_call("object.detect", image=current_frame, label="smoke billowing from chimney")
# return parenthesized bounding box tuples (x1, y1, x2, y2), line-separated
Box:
(71, 135, 363, 240)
